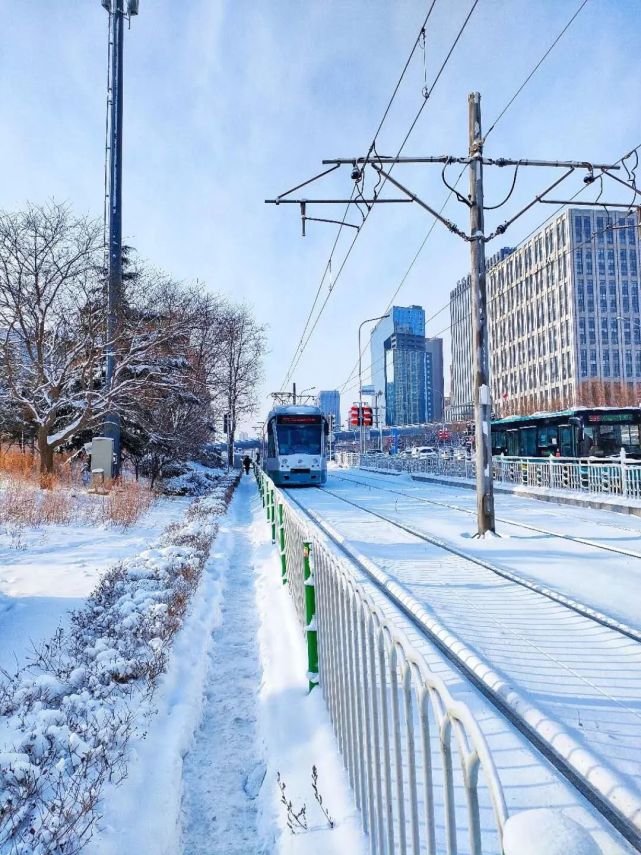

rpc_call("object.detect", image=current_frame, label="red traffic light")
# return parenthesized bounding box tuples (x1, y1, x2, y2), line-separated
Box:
(362, 406, 373, 426)
(349, 405, 361, 426)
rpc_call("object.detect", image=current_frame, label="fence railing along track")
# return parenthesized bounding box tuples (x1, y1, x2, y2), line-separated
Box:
(254, 467, 608, 855)
(338, 452, 641, 503)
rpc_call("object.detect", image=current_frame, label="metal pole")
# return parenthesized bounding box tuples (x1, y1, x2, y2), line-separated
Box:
(104, 0, 124, 475)
(293, 382, 297, 404)
(358, 324, 364, 455)
(358, 314, 390, 457)
(468, 92, 495, 535)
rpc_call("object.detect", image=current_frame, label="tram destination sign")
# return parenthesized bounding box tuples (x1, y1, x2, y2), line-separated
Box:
(276, 414, 322, 424)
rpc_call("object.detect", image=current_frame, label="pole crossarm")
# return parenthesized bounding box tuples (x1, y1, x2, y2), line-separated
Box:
(265, 198, 413, 205)
(323, 155, 621, 170)
(372, 164, 471, 241)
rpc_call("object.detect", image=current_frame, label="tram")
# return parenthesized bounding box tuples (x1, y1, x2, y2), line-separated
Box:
(263, 405, 328, 486)
(491, 407, 641, 459)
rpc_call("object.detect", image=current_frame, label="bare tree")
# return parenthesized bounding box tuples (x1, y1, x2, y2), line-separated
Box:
(211, 304, 266, 467)
(0, 203, 195, 475)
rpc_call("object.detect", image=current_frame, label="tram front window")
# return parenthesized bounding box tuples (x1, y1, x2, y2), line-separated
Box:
(594, 424, 641, 456)
(277, 424, 322, 455)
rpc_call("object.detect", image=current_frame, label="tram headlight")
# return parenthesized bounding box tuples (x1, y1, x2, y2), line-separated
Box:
(281, 457, 289, 468)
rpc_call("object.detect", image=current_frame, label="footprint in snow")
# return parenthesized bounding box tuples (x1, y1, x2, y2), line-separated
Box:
(243, 761, 266, 800)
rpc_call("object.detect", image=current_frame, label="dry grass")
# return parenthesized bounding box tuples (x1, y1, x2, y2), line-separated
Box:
(0, 450, 157, 531)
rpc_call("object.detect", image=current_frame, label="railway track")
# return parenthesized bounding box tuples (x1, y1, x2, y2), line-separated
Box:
(340, 469, 641, 561)
(284, 483, 641, 851)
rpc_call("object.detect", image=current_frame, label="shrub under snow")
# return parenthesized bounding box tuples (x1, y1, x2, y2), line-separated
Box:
(0, 473, 239, 854)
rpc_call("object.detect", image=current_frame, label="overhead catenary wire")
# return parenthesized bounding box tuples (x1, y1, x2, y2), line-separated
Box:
(338, 0, 598, 395)
(340, 141, 641, 401)
(281, 0, 479, 390)
(278, 1, 439, 391)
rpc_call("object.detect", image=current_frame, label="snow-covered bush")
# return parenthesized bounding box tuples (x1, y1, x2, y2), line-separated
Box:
(0, 473, 239, 854)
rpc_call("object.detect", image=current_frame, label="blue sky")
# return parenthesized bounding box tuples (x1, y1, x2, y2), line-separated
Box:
(1, 1, 640, 428)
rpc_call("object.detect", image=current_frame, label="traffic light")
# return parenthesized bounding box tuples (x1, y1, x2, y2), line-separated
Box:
(350, 405, 373, 426)
(349, 405, 361, 426)
(362, 406, 373, 426)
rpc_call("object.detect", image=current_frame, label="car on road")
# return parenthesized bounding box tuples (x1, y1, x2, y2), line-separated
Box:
(414, 446, 438, 459)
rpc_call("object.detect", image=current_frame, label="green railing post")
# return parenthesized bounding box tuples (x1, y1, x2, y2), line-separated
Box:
(270, 489, 276, 545)
(265, 484, 271, 522)
(303, 541, 319, 692)
(278, 503, 287, 584)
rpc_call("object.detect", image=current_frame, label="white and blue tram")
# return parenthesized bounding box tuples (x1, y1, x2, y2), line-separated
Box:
(263, 405, 328, 486)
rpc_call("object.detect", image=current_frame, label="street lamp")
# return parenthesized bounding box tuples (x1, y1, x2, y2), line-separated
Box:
(358, 315, 390, 455)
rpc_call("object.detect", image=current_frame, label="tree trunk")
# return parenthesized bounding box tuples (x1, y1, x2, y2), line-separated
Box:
(37, 428, 55, 477)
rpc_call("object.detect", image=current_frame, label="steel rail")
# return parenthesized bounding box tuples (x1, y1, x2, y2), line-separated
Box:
(285, 484, 641, 852)
(323, 476, 641, 644)
(259, 470, 510, 854)
(338, 469, 641, 567)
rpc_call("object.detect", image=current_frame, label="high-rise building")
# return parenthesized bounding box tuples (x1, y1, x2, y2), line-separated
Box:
(489, 209, 641, 414)
(370, 305, 444, 425)
(317, 389, 341, 430)
(449, 247, 514, 421)
(449, 208, 641, 417)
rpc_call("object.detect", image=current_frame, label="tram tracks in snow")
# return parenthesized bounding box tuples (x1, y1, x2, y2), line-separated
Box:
(336, 469, 641, 562)
(318, 477, 641, 643)
(283, 483, 641, 851)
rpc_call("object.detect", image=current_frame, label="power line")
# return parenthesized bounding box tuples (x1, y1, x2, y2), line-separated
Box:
(484, 0, 591, 139)
(282, 0, 479, 389)
(338, 0, 596, 394)
(279, 2, 439, 390)
(341, 139, 641, 403)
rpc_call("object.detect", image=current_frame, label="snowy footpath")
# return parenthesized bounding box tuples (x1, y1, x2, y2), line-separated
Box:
(90, 476, 365, 855)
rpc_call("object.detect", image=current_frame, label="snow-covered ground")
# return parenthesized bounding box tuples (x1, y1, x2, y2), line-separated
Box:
(89, 476, 366, 855)
(0, 495, 191, 674)
(288, 471, 641, 848)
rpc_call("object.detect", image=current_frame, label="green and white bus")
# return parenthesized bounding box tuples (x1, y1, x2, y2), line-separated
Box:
(491, 407, 641, 459)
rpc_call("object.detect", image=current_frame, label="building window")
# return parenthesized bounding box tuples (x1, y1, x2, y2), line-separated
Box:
(586, 252, 593, 275)
(574, 217, 582, 243)
(583, 216, 592, 241)
(624, 319, 632, 345)
(606, 219, 614, 245)
(596, 216, 605, 241)
(636, 351, 641, 377)
(611, 318, 619, 344)
(600, 284, 607, 311)
(626, 350, 633, 377)
(580, 349, 588, 377)
(635, 325, 641, 346)
(575, 249, 583, 275)
(597, 248, 606, 277)
(632, 284, 640, 312)
(588, 317, 596, 344)
(603, 350, 610, 377)
(621, 249, 629, 277)
(613, 350, 621, 376)
(631, 250, 638, 278)
(590, 350, 598, 377)
(601, 318, 609, 344)
(609, 283, 617, 313)
(607, 249, 616, 276)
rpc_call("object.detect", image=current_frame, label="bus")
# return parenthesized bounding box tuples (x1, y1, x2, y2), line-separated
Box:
(491, 407, 641, 459)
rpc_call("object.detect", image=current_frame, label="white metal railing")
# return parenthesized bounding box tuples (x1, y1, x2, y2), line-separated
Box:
(258, 468, 508, 853)
(338, 450, 641, 502)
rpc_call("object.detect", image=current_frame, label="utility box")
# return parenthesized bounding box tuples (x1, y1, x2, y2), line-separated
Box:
(90, 437, 114, 486)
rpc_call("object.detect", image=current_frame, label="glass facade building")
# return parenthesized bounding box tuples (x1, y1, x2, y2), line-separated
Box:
(317, 389, 341, 430)
(370, 305, 443, 425)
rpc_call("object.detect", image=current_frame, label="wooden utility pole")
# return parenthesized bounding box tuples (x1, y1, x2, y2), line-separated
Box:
(468, 92, 495, 535)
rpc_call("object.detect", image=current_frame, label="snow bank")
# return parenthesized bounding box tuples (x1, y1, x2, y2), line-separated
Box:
(0, 474, 239, 855)
(503, 809, 602, 855)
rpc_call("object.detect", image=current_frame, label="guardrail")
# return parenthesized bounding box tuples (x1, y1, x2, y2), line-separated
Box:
(337, 451, 641, 502)
(257, 467, 513, 853)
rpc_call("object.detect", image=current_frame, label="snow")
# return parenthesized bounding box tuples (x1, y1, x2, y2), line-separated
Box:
(88, 476, 366, 855)
(0, 495, 191, 674)
(502, 809, 602, 855)
(289, 471, 641, 852)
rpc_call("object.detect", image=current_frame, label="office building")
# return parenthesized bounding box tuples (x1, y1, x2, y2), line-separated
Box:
(449, 247, 514, 421)
(317, 389, 341, 430)
(370, 305, 444, 425)
(449, 208, 641, 418)
(489, 209, 641, 414)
